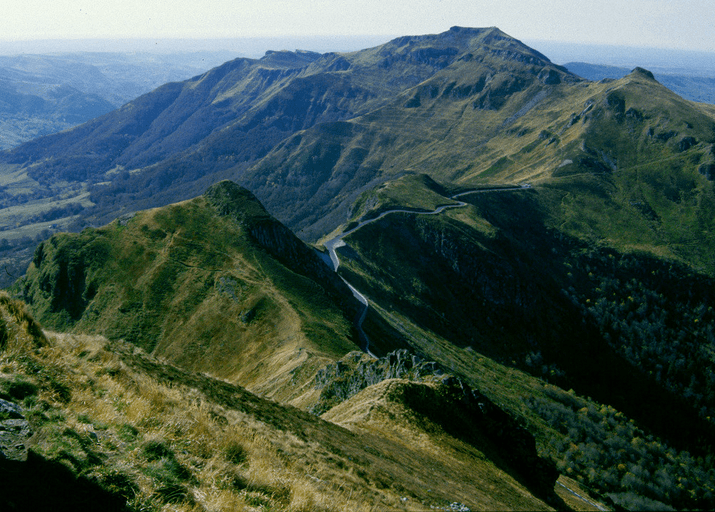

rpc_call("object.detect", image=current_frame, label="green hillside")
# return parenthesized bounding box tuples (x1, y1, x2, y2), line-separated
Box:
(1, 28, 713, 262)
(13, 177, 715, 511)
(14, 181, 359, 404)
(0, 27, 574, 250)
(2, 26, 715, 511)
(1, 292, 570, 511)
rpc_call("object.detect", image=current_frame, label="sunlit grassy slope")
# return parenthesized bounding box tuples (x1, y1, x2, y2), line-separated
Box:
(9, 173, 715, 510)
(254, 67, 715, 261)
(3, 27, 715, 511)
(14, 181, 359, 404)
(3, 28, 713, 277)
(0, 292, 566, 511)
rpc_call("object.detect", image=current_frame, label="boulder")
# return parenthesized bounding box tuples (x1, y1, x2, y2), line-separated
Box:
(0, 398, 32, 461)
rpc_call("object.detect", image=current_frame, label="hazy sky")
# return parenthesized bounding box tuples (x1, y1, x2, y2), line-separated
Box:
(2, 0, 714, 53)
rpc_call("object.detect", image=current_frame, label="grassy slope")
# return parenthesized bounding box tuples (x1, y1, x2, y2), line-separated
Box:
(322, 379, 554, 511)
(0, 292, 558, 511)
(248, 65, 715, 266)
(243, 31, 578, 239)
(15, 183, 358, 404)
(456, 69, 715, 271)
(2, 30, 713, 267)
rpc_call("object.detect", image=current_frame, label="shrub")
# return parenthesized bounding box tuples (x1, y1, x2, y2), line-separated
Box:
(223, 441, 248, 465)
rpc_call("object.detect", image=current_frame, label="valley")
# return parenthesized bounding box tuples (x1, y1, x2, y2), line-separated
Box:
(0, 51, 236, 150)
(2, 26, 715, 511)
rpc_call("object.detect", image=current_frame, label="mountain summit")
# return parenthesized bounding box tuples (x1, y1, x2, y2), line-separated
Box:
(17, 181, 359, 402)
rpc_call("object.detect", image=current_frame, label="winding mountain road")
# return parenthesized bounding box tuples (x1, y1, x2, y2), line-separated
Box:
(322, 184, 531, 356)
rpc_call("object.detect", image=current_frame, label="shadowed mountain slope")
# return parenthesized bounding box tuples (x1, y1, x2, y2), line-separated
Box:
(326, 172, 715, 510)
(3, 27, 715, 510)
(0, 27, 578, 244)
(2, 27, 714, 270)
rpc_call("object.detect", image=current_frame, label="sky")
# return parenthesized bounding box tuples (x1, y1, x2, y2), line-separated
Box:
(1, 0, 713, 54)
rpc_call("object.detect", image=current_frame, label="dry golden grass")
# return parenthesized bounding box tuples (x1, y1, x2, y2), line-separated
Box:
(0, 300, 363, 510)
(0, 290, 592, 512)
(0, 291, 566, 511)
(323, 378, 554, 511)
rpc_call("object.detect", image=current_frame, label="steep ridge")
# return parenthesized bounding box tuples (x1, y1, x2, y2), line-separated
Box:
(1, 28, 713, 261)
(248, 66, 715, 246)
(0, 293, 562, 511)
(13, 181, 359, 403)
(2, 27, 715, 510)
(240, 28, 579, 238)
(322, 377, 561, 508)
(1, 28, 513, 191)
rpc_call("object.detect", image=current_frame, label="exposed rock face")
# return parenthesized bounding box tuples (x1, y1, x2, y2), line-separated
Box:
(700, 163, 715, 180)
(632, 67, 657, 81)
(313, 349, 560, 504)
(0, 399, 32, 461)
(312, 349, 442, 414)
(678, 136, 698, 152)
(538, 68, 562, 85)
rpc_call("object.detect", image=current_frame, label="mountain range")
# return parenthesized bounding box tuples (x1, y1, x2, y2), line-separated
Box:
(0, 51, 236, 149)
(2, 26, 715, 511)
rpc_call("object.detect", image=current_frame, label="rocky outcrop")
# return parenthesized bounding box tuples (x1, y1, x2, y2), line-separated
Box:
(312, 349, 443, 414)
(0, 399, 32, 461)
(631, 67, 657, 81)
(678, 136, 698, 152)
(313, 349, 561, 505)
(700, 163, 715, 181)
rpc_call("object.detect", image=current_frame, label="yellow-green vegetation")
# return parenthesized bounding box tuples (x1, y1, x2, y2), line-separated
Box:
(15, 182, 358, 404)
(322, 379, 553, 511)
(0, 292, 564, 511)
(2, 27, 714, 277)
(356, 300, 715, 511)
(457, 69, 715, 271)
(346, 174, 459, 224)
(3, 27, 715, 512)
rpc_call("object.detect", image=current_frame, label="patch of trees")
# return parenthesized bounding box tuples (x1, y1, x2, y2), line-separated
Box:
(27, 203, 85, 224)
(528, 386, 715, 510)
(562, 250, 715, 423)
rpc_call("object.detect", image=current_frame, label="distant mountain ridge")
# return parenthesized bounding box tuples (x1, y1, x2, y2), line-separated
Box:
(0, 27, 578, 240)
(0, 51, 236, 149)
(566, 61, 715, 104)
(0, 26, 713, 280)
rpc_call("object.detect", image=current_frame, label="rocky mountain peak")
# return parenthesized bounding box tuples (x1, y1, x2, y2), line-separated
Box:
(260, 49, 323, 69)
(204, 180, 356, 313)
